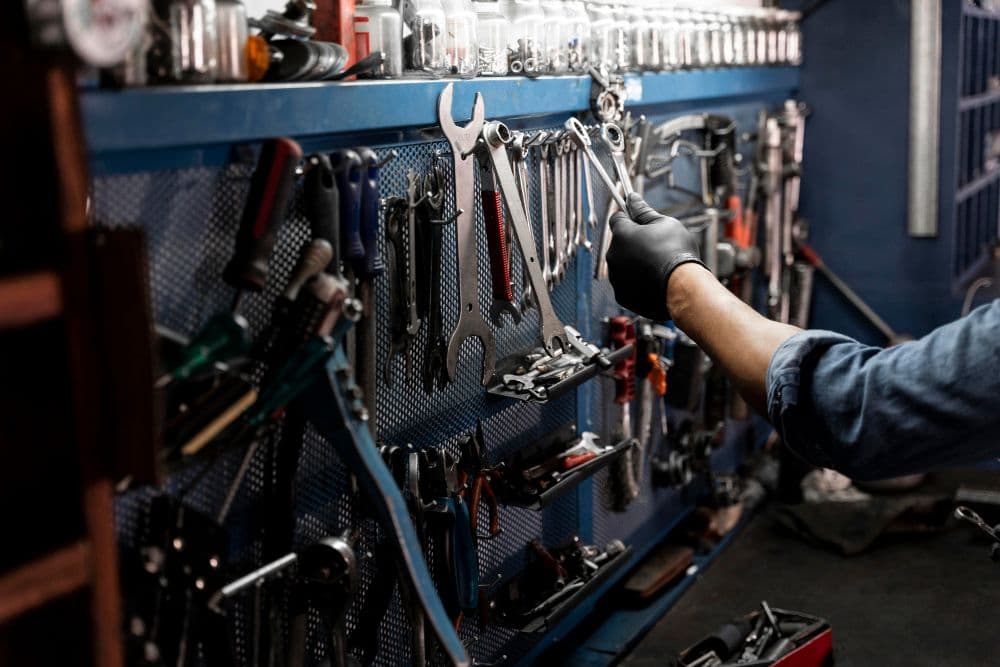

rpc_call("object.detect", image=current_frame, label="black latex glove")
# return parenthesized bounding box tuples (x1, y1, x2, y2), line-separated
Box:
(607, 193, 706, 322)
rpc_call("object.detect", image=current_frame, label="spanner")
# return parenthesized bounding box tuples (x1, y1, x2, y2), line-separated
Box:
(538, 142, 553, 289)
(438, 83, 496, 385)
(405, 170, 423, 336)
(574, 148, 591, 250)
(599, 122, 634, 199)
(511, 132, 538, 313)
(480, 121, 569, 356)
(564, 117, 629, 212)
(553, 139, 567, 283)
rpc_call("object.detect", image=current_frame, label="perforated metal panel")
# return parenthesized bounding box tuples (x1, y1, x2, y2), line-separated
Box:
(98, 102, 766, 667)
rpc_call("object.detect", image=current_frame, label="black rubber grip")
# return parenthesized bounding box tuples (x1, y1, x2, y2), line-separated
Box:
(303, 154, 340, 272)
(224, 137, 302, 292)
(357, 147, 386, 279)
(330, 149, 365, 266)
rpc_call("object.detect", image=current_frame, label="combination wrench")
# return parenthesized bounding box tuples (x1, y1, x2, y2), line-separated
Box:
(599, 123, 635, 199)
(480, 121, 569, 356)
(438, 83, 496, 385)
(564, 117, 629, 212)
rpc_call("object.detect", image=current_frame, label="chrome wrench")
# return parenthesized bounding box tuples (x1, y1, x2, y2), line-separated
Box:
(512, 131, 537, 312)
(538, 142, 553, 289)
(574, 148, 591, 250)
(481, 121, 569, 356)
(438, 83, 496, 385)
(599, 122, 634, 198)
(565, 117, 628, 212)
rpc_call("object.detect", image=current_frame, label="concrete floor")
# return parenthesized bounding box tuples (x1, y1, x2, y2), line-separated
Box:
(622, 474, 1000, 667)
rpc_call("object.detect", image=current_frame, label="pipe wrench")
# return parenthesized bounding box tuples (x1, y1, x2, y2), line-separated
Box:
(438, 83, 496, 385)
(480, 120, 570, 356)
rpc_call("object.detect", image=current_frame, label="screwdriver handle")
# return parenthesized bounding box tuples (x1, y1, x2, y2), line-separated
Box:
(330, 149, 365, 266)
(357, 147, 386, 279)
(303, 154, 341, 274)
(224, 138, 303, 293)
(283, 239, 333, 302)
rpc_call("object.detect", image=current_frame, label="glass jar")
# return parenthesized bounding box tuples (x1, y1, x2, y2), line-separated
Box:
(541, 0, 568, 73)
(586, 0, 614, 72)
(691, 9, 711, 68)
(706, 11, 723, 67)
(719, 10, 735, 67)
(402, 0, 450, 77)
(729, 7, 745, 67)
(355, 0, 404, 77)
(215, 0, 248, 82)
(609, 2, 630, 73)
(784, 10, 802, 65)
(170, 0, 218, 82)
(500, 0, 546, 76)
(564, 1, 591, 73)
(753, 8, 768, 66)
(441, 0, 478, 77)
(661, 7, 681, 71)
(474, 1, 508, 75)
(631, 0, 660, 71)
(766, 8, 779, 64)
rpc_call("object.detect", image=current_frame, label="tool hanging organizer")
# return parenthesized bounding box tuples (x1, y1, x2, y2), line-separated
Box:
(95, 89, 777, 666)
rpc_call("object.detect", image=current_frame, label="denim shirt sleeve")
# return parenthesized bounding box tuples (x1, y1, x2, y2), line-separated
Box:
(766, 299, 1000, 480)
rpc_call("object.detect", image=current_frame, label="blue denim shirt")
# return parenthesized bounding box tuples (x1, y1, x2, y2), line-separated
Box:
(766, 299, 1000, 480)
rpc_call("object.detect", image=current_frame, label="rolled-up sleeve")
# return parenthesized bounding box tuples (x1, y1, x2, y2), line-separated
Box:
(766, 300, 1000, 480)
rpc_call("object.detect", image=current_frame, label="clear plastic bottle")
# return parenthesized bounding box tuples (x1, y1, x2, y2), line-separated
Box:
(586, 0, 616, 72)
(541, 0, 568, 73)
(753, 8, 768, 66)
(170, 0, 218, 82)
(355, 0, 404, 77)
(564, 1, 591, 73)
(766, 8, 779, 64)
(675, 7, 696, 69)
(402, 0, 450, 77)
(501, 0, 546, 76)
(441, 0, 478, 77)
(474, 0, 508, 75)
(719, 10, 735, 67)
(707, 11, 723, 67)
(629, 1, 659, 72)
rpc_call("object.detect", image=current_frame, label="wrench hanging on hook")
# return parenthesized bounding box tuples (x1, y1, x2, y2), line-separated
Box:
(438, 83, 497, 385)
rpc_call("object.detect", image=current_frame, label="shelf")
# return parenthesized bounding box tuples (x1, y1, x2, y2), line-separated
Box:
(80, 67, 800, 158)
(0, 271, 62, 330)
(0, 541, 91, 625)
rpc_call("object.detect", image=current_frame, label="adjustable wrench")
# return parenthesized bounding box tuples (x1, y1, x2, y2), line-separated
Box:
(438, 83, 496, 385)
(565, 117, 629, 212)
(481, 121, 569, 356)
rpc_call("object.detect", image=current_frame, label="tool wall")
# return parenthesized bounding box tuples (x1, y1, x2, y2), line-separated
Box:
(86, 72, 795, 666)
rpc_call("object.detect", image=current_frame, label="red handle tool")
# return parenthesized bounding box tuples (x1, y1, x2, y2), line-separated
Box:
(609, 316, 637, 405)
(480, 167, 514, 303)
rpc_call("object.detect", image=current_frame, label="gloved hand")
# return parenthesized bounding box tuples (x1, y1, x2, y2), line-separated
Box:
(607, 193, 706, 322)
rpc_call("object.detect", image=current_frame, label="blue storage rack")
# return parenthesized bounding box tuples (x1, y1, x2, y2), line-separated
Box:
(87, 67, 798, 666)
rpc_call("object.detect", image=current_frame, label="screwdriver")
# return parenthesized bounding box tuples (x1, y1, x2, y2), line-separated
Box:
(356, 147, 386, 281)
(155, 312, 250, 388)
(303, 154, 342, 277)
(224, 137, 303, 311)
(329, 149, 365, 272)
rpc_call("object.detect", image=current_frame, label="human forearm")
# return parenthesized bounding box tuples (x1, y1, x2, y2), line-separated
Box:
(667, 264, 800, 414)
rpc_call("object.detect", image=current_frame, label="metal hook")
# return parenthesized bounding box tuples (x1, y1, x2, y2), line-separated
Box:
(431, 208, 464, 225)
(377, 149, 399, 169)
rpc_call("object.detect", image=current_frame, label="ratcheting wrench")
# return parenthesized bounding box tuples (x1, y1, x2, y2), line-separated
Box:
(599, 123, 634, 199)
(565, 117, 629, 212)
(481, 121, 569, 356)
(438, 83, 496, 385)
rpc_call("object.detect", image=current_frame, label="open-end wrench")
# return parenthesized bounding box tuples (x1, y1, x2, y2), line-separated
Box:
(582, 147, 599, 232)
(538, 142, 553, 289)
(421, 166, 450, 394)
(574, 148, 591, 251)
(405, 170, 423, 337)
(564, 117, 628, 212)
(481, 121, 569, 356)
(599, 123, 634, 199)
(512, 131, 538, 313)
(553, 139, 567, 284)
(478, 154, 521, 327)
(438, 83, 496, 385)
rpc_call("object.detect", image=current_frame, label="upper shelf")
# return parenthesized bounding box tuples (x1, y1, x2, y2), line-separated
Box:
(81, 67, 799, 157)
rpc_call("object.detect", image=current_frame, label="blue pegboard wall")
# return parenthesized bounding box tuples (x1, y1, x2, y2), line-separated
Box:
(94, 92, 780, 667)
